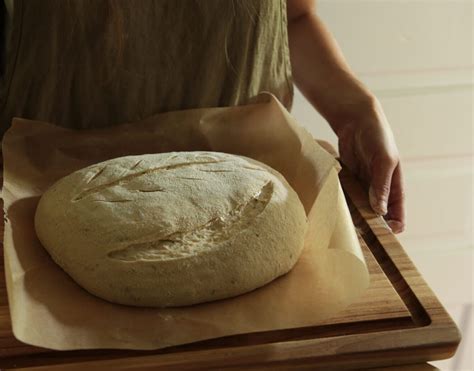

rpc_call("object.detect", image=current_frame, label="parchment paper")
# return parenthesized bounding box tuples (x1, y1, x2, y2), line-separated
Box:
(1, 92, 369, 350)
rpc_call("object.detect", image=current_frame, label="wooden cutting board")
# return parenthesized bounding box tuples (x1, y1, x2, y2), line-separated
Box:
(0, 167, 460, 370)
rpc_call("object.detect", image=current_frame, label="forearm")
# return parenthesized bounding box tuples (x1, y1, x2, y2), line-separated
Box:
(286, 1, 405, 232)
(287, 10, 374, 134)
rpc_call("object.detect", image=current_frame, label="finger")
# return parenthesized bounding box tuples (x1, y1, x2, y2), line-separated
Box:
(369, 154, 397, 216)
(385, 163, 406, 233)
(338, 137, 362, 181)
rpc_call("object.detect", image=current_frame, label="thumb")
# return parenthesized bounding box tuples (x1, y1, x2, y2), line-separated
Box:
(369, 156, 396, 215)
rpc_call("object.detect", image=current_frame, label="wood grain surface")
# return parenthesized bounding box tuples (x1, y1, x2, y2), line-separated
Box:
(0, 164, 461, 370)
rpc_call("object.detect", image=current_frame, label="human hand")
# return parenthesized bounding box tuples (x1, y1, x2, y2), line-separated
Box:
(335, 96, 405, 233)
(286, 2, 405, 231)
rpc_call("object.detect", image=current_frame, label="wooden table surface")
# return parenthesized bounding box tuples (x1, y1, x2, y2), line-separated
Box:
(0, 165, 461, 370)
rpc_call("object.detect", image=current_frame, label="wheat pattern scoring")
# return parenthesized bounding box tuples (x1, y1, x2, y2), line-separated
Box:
(72, 159, 225, 201)
(107, 181, 274, 261)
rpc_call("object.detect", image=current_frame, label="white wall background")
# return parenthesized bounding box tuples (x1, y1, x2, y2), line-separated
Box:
(290, 1, 473, 369)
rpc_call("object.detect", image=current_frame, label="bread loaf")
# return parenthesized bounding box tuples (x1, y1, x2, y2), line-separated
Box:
(35, 151, 307, 307)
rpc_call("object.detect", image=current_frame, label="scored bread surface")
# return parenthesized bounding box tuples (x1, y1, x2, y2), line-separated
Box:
(34, 151, 308, 307)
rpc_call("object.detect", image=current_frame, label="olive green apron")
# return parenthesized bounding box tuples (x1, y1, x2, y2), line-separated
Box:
(0, 0, 293, 137)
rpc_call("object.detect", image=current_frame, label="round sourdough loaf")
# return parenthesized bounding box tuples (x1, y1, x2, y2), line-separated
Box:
(35, 151, 307, 307)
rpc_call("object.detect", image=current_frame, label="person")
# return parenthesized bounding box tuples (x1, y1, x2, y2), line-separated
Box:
(0, 0, 404, 233)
